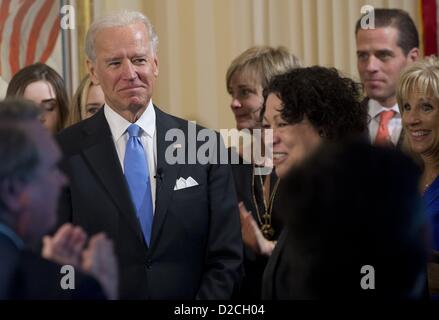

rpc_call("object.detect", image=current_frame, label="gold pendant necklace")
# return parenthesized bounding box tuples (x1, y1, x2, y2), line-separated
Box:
(251, 166, 279, 240)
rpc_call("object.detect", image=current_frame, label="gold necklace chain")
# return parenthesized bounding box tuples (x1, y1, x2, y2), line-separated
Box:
(251, 166, 280, 240)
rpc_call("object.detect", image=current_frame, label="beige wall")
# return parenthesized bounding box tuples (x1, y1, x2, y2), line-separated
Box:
(93, 0, 419, 131)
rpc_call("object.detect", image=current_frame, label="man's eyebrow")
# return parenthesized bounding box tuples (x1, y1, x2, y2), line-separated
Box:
(104, 56, 121, 62)
(356, 49, 393, 53)
(375, 49, 393, 54)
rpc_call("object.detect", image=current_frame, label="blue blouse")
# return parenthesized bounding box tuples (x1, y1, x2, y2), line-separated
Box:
(423, 176, 439, 251)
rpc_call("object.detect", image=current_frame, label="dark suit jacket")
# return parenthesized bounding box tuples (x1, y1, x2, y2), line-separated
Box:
(56, 106, 243, 299)
(261, 229, 291, 299)
(0, 233, 105, 300)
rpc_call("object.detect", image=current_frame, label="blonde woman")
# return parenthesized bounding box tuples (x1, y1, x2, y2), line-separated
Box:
(397, 56, 439, 251)
(67, 74, 105, 126)
(226, 46, 300, 299)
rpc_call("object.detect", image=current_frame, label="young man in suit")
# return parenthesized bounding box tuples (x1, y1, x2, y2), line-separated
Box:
(0, 99, 114, 299)
(57, 11, 243, 299)
(355, 8, 420, 147)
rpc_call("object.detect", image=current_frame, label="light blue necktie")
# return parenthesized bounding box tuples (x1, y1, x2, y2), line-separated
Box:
(124, 124, 153, 246)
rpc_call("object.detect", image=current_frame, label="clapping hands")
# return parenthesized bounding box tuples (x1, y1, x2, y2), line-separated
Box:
(42, 223, 118, 300)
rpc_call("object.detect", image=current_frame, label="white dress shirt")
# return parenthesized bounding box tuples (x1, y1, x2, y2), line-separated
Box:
(368, 99, 402, 145)
(104, 101, 157, 212)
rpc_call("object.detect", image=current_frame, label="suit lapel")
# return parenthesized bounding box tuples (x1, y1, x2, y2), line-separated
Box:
(150, 107, 183, 249)
(364, 97, 406, 148)
(80, 110, 145, 245)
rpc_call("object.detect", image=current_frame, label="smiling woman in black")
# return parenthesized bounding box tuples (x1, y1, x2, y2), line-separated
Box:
(226, 46, 300, 299)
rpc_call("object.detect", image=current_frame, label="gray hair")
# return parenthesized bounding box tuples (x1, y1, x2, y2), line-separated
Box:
(85, 10, 159, 62)
(0, 98, 41, 123)
(0, 99, 41, 214)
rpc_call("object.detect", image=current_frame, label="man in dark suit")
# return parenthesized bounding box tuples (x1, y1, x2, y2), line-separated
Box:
(0, 99, 108, 300)
(355, 9, 420, 147)
(57, 11, 243, 299)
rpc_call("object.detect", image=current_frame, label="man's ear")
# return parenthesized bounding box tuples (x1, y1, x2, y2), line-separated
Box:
(407, 47, 420, 63)
(87, 59, 100, 85)
(153, 55, 159, 77)
(0, 179, 26, 213)
(0, 179, 29, 236)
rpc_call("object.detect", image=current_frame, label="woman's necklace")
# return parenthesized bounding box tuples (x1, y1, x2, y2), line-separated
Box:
(251, 166, 280, 240)
(424, 182, 431, 193)
(422, 172, 439, 194)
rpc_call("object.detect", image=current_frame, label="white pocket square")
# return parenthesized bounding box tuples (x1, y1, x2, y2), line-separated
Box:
(174, 176, 199, 190)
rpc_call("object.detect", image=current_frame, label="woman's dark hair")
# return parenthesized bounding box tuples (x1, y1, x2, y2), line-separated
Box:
(6, 63, 69, 133)
(263, 66, 368, 140)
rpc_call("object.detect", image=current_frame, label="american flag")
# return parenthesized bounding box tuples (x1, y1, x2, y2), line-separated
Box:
(0, 0, 60, 82)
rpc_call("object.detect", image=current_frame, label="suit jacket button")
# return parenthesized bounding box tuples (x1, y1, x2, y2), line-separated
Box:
(146, 260, 152, 269)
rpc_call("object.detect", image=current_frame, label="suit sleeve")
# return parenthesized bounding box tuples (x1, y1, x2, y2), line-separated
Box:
(196, 137, 244, 299)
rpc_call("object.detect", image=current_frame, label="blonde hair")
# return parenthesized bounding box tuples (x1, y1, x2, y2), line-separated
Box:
(226, 46, 301, 90)
(397, 56, 439, 162)
(67, 75, 94, 126)
(397, 56, 439, 112)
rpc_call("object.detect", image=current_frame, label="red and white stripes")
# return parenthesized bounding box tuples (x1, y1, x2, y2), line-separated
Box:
(0, 0, 60, 81)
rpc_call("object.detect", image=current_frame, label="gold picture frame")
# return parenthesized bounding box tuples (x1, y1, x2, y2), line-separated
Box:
(75, 0, 93, 80)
